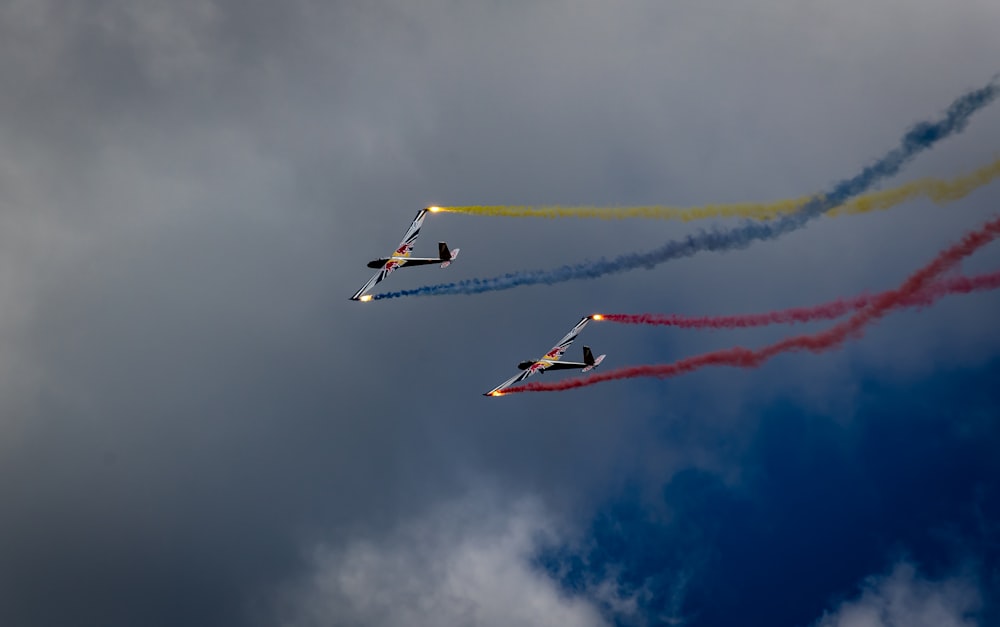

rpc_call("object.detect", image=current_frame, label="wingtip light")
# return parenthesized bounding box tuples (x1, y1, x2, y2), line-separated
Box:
(428, 206, 442, 213)
(591, 314, 604, 321)
(359, 294, 373, 302)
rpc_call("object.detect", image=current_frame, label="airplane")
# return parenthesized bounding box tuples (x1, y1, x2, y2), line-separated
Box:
(350, 207, 460, 301)
(484, 315, 606, 396)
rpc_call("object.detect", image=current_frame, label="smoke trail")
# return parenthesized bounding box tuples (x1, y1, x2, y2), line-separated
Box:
(500, 215, 1000, 394)
(375, 79, 999, 301)
(831, 157, 1000, 217)
(602, 270, 1000, 329)
(439, 158, 1000, 222)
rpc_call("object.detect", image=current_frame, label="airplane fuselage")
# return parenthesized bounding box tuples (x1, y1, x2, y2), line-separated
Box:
(518, 360, 551, 371)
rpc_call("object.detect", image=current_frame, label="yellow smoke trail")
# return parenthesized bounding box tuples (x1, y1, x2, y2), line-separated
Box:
(439, 157, 1000, 221)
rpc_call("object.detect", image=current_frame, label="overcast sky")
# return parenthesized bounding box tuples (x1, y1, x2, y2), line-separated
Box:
(1, 1, 999, 626)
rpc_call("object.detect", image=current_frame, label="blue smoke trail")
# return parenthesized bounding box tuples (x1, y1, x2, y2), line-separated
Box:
(373, 79, 999, 300)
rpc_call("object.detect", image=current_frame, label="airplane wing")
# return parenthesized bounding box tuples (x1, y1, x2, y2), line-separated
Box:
(350, 268, 387, 301)
(392, 208, 429, 259)
(540, 316, 592, 362)
(350, 209, 429, 301)
(484, 316, 593, 396)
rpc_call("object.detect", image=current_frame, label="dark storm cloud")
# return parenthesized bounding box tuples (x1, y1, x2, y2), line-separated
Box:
(1, 0, 999, 625)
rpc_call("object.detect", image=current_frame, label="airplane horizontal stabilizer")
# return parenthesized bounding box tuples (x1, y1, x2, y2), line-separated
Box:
(582, 354, 605, 373)
(439, 242, 460, 268)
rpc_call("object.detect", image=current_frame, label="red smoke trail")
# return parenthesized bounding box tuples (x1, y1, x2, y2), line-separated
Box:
(601, 271, 1000, 330)
(503, 216, 1000, 395)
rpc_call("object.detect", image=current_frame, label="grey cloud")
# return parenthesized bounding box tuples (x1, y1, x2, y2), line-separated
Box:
(812, 562, 982, 627)
(273, 491, 617, 627)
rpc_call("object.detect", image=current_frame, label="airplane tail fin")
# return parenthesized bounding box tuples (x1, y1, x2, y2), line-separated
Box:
(438, 242, 460, 268)
(582, 346, 606, 373)
(367, 258, 389, 269)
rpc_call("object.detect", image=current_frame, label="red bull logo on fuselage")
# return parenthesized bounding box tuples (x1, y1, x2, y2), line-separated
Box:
(383, 259, 402, 273)
(383, 243, 413, 274)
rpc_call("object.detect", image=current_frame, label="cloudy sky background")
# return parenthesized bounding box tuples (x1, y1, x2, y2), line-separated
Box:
(1, 1, 999, 625)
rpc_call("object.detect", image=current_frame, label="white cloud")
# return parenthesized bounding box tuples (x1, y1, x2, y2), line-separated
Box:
(274, 494, 618, 627)
(813, 562, 982, 627)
